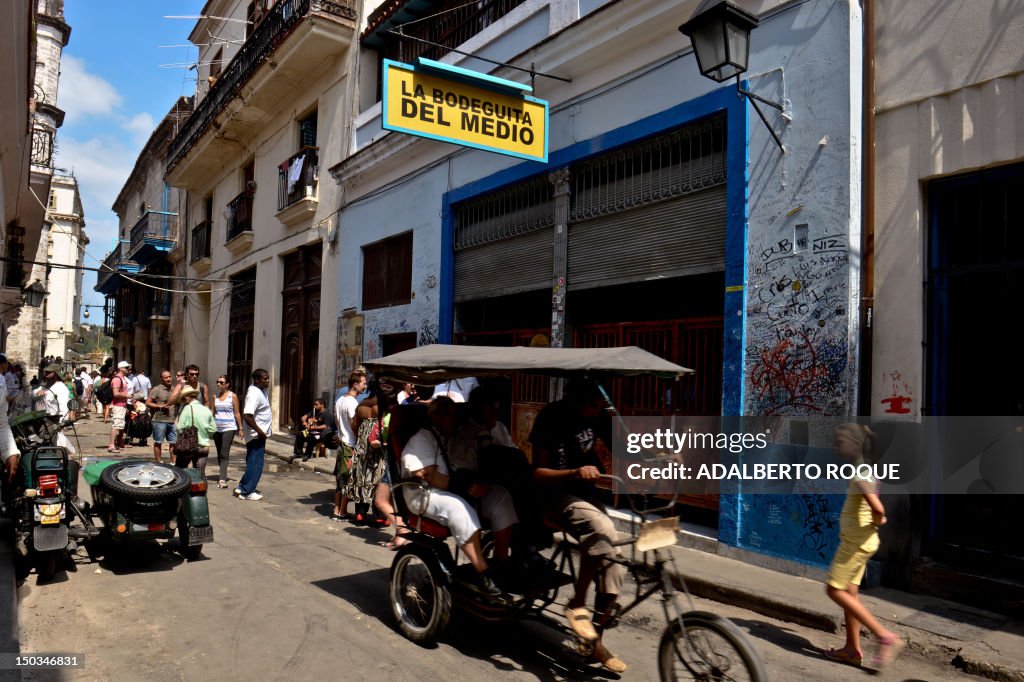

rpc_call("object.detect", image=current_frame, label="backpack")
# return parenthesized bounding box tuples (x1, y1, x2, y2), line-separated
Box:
(95, 380, 114, 405)
(74, 378, 84, 396)
(129, 411, 153, 439)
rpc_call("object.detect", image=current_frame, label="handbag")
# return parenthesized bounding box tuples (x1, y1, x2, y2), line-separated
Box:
(176, 405, 200, 453)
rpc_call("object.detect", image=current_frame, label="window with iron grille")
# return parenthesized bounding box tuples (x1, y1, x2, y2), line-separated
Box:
(362, 231, 413, 310)
(569, 115, 726, 221)
(453, 174, 553, 250)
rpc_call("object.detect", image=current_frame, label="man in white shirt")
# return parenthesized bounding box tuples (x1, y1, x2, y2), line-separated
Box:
(236, 368, 272, 501)
(331, 371, 365, 520)
(5, 364, 21, 412)
(134, 370, 152, 400)
(34, 363, 75, 453)
(0, 353, 22, 486)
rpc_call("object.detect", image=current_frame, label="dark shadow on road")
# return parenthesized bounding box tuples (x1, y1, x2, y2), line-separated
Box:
(312, 566, 394, 626)
(729, 616, 909, 677)
(87, 540, 186, 575)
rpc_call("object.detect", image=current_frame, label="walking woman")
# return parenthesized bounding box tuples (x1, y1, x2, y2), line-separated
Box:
(210, 375, 243, 489)
(174, 386, 217, 480)
(345, 392, 387, 524)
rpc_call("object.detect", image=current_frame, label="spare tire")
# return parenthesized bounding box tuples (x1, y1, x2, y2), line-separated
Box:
(99, 461, 190, 502)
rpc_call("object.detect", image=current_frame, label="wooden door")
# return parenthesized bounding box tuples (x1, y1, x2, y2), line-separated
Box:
(280, 245, 321, 432)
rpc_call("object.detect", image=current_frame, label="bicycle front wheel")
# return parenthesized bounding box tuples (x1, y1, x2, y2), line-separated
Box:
(658, 611, 768, 682)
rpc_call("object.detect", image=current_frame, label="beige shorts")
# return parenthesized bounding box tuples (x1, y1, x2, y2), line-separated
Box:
(110, 405, 127, 431)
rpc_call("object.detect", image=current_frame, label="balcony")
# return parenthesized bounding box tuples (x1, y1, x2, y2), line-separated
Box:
(31, 125, 55, 169)
(225, 191, 255, 248)
(94, 245, 140, 295)
(190, 220, 212, 266)
(151, 290, 172, 320)
(127, 211, 178, 265)
(166, 0, 357, 187)
(277, 147, 318, 226)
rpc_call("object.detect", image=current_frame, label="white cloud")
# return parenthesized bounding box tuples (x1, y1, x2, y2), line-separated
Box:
(57, 56, 124, 123)
(122, 112, 156, 146)
(55, 136, 135, 217)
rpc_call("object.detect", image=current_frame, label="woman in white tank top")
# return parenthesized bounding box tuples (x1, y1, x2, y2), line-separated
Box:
(211, 375, 243, 488)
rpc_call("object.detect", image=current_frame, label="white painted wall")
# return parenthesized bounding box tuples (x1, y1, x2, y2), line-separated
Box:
(45, 176, 86, 359)
(873, 0, 1024, 415)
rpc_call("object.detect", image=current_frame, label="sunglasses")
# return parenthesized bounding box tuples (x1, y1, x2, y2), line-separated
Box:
(216, 380, 227, 384)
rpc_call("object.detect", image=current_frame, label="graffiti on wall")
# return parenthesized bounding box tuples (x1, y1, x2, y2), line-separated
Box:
(739, 489, 842, 567)
(880, 370, 913, 414)
(746, 225, 851, 416)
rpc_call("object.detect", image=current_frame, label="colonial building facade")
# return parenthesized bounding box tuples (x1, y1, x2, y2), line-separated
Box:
(165, 0, 358, 431)
(331, 0, 863, 573)
(2, 0, 72, 364)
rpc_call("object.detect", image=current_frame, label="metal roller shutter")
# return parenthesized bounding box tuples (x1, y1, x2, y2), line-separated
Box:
(454, 225, 553, 301)
(567, 185, 725, 289)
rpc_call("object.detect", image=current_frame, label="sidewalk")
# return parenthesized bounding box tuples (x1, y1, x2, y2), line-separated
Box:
(265, 436, 1024, 682)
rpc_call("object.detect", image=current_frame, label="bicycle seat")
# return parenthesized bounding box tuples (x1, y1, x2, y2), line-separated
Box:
(405, 514, 451, 539)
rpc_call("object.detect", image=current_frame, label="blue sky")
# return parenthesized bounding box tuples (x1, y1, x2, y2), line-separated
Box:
(56, 0, 206, 315)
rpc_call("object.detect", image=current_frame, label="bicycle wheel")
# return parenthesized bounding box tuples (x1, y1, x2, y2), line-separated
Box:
(658, 611, 768, 682)
(389, 547, 452, 644)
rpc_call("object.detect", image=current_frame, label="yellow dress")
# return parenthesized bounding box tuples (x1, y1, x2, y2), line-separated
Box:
(826, 477, 880, 589)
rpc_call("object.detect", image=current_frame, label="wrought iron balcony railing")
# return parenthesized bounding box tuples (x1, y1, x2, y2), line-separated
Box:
(278, 147, 318, 211)
(226, 191, 255, 242)
(191, 220, 212, 262)
(167, 0, 356, 171)
(128, 211, 178, 254)
(31, 126, 55, 168)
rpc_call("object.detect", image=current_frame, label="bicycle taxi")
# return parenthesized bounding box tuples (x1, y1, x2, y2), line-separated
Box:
(366, 344, 768, 681)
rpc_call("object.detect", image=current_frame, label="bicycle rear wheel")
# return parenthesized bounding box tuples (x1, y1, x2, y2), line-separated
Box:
(658, 611, 767, 681)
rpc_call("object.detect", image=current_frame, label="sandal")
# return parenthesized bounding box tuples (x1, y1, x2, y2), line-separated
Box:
(593, 643, 628, 673)
(329, 513, 348, 521)
(869, 636, 905, 670)
(565, 606, 598, 641)
(380, 536, 410, 551)
(824, 647, 863, 666)
(106, 448, 121, 454)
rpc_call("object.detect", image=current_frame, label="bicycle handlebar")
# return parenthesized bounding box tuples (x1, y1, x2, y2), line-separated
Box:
(597, 474, 680, 517)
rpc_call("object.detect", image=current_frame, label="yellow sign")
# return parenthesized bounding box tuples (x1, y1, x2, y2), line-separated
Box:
(383, 59, 548, 163)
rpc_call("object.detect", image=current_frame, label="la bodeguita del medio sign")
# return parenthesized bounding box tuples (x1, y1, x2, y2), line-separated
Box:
(382, 58, 549, 163)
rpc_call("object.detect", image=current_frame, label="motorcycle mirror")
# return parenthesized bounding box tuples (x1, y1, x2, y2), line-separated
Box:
(67, 399, 81, 413)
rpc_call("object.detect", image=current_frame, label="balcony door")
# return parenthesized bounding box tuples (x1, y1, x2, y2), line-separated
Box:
(280, 244, 321, 431)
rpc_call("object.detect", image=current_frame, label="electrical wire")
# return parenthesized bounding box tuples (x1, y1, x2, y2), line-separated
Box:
(27, 186, 229, 296)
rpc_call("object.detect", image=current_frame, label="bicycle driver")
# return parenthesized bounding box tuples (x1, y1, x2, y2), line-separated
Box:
(529, 378, 628, 674)
(0, 353, 21, 487)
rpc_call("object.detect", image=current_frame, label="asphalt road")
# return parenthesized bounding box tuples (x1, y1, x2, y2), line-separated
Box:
(14, 416, 973, 681)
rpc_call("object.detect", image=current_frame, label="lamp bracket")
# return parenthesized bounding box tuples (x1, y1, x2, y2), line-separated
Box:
(736, 80, 786, 154)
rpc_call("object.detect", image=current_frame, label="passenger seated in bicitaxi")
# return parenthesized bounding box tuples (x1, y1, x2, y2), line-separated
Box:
(401, 397, 516, 599)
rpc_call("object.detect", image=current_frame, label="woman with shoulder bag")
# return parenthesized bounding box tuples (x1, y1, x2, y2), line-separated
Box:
(210, 375, 243, 488)
(175, 385, 217, 480)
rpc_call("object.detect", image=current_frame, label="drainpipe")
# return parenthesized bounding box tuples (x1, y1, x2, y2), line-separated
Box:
(857, 0, 875, 417)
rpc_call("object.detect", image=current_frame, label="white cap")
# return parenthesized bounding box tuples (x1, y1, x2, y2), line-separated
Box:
(117, 360, 130, 369)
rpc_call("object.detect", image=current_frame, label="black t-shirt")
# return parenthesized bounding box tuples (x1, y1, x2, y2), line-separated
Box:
(304, 408, 335, 437)
(528, 399, 610, 501)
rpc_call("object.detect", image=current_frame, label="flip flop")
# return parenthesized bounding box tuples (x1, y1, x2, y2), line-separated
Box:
(106, 448, 122, 453)
(824, 647, 863, 666)
(869, 636, 905, 669)
(380, 536, 410, 551)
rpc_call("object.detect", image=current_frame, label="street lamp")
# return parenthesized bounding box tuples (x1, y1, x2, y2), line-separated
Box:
(23, 280, 47, 307)
(0, 280, 48, 316)
(679, 0, 786, 152)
